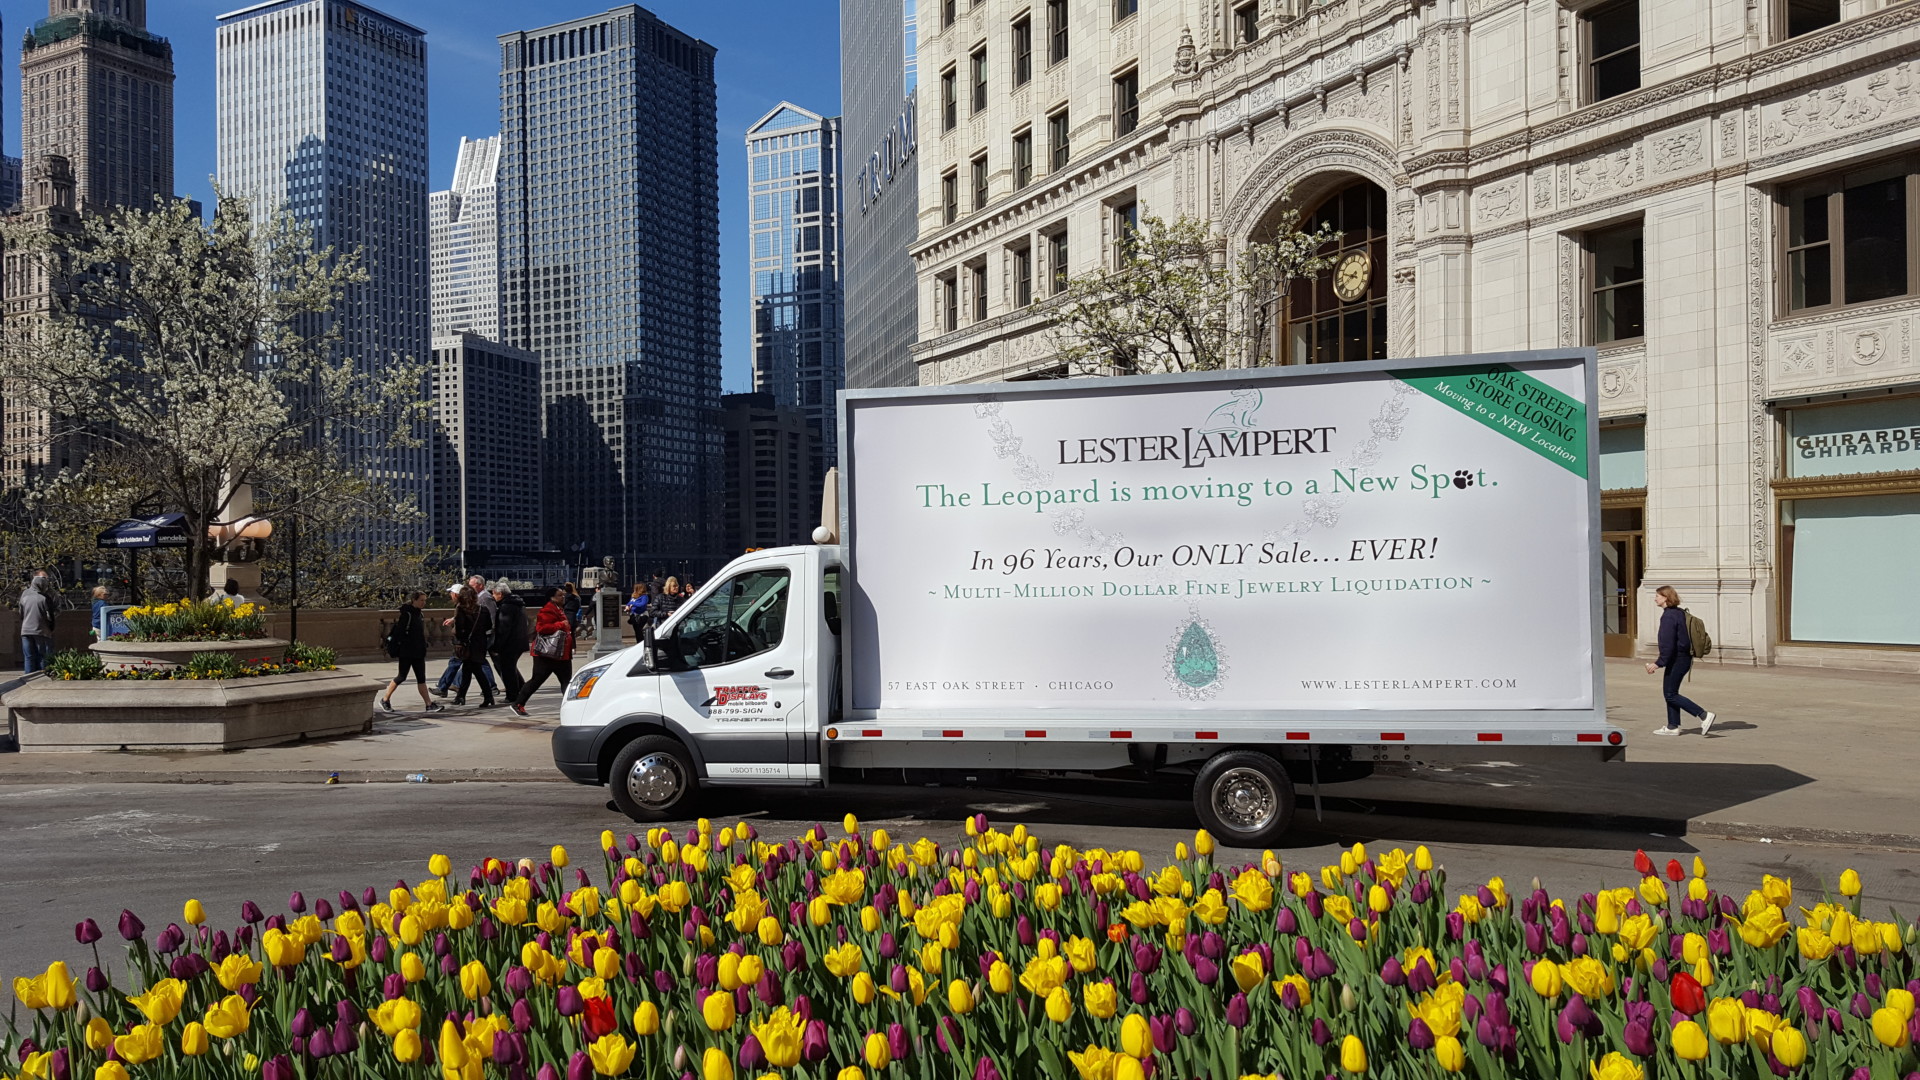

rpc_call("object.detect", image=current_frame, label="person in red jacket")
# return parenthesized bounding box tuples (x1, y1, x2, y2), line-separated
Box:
(511, 587, 574, 716)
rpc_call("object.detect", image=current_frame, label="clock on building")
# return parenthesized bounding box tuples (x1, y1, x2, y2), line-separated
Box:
(1332, 250, 1372, 302)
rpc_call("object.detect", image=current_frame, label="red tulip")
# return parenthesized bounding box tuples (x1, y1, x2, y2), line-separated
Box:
(582, 996, 615, 1040)
(1670, 972, 1706, 1016)
(1666, 859, 1685, 882)
(1633, 850, 1654, 876)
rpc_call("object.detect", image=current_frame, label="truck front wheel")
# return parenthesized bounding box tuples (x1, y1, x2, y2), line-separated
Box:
(1194, 750, 1296, 848)
(608, 735, 700, 822)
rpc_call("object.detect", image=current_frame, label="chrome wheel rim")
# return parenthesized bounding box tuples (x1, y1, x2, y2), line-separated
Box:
(626, 752, 686, 810)
(1213, 767, 1277, 833)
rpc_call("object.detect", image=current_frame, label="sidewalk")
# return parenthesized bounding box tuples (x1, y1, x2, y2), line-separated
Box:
(0, 658, 1913, 848)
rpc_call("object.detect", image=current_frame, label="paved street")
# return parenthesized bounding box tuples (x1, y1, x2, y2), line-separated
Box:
(2, 657, 1915, 982)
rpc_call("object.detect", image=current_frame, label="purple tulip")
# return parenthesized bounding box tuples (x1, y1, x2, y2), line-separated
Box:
(1624, 1018, 1655, 1056)
(1409, 957, 1436, 995)
(1279, 979, 1302, 1011)
(1410, 877, 1432, 904)
(307, 1027, 334, 1059)
(1311, 1018, 1333, 1046)
(1866, 974, 1885, 1000)
(116, 909, 146, 942)
(880, 932, 898, 960)
(888, 1022, 910, 1062)
(331, 1019, 357, 1055)
(1308, 948, 1337, 981)
(1150, 1015, 1176, 1053)
(48, 1049, 67, 1080)
(170, 953, 207, 980)
(1447, 912, 1466, 940)
(973, 1056, 1003, 1080)
(1303, 891, 1323, 918)
(738, 1036, 767, 1070)
(74, 918, 102, 945)
(566, 1051, 592, 1080)
(1128, 971, 1149, 1004)
(1193, 956, 1219, 985)
(1572, 933, 1589, 957)
(1199, 931, 1224, 960)
(292, 1008, 317, 1038)
(1409, 1018, 1435, 1050)
(288, 891, 306, 914)
(85, 967, 109, 994)
(1016, 916, 1035, 947)
(264, 1055, 295, 1080)
(556, 986, 583, 1017)
(1274, 906, 1299, 934)
(782, 940, 805, 973)
(536, 1066, 559, 1080)
(802, 1020, 829, 1062)
(1524, 923, 1546, 956)
(506, 998, 532, 1033)
(890, 964, 910, 993)
(1450, 957, 1469, 985)
(654, 969, 675, 995)
(238, 984, 258, 1006)
(1175, 1008, 1198, 1038)
(1708, 928, 1731, 956)
(694, 954, 717, 989)
(1225, 993, 1250, 1029)
(1651, 959, 1668, 983)
(1847, 1070, 1870, 1080)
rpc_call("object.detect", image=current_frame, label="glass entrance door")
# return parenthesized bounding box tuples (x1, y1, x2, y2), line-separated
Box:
(1600, 502, 1645, 658)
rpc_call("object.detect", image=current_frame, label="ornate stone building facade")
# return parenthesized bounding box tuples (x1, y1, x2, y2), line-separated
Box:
(910, 0, 1920, 670)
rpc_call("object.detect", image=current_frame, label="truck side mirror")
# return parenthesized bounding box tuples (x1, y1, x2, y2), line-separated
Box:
(644, 622, 685, 672)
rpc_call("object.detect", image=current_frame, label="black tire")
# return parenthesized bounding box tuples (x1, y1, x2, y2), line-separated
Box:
(607, 734, 700, 822)
(1193, 750, 1297, 848)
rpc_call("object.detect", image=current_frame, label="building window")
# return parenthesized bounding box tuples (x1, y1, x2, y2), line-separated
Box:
(1235, 2, 1259, 43)
(1583, 0, 1640, 103)
(1113, 69, 1140, 137)
(1115, 0, 1138, 21)
(1785, 165, 1914, 313)
(941, 66, 958, 130)
(970, 47, 988, 113)
(1048, 0, 1069, 63)
(1013, 131, 1034, 189)
(1779, 0, 1840, 38)
(1112, 200, 1139, 267)
(1284, 181, 1389, 365)
(1048, 110, 1071, 171)
(940, 271, 959, 331)
(942, 0, 957, 28)
(1012, 16, 1033, 86)
(942, 169, 959, 224)
(970, 261, 988, 321)
(1047, 227, 1070, 294)
(1587, 223, 1645, 344)
(972, 154, 990, 211)
(1012, 244, 1033, 307)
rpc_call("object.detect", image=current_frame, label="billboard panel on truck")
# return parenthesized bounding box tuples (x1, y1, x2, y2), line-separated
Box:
(841, 350, 1600, 717)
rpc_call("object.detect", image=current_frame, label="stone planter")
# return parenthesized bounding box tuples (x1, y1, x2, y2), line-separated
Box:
(3, 669, 377, 752)
(89, 636, 288, 672)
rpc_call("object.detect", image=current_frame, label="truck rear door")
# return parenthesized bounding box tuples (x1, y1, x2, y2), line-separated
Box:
(656, 554, 810, 782)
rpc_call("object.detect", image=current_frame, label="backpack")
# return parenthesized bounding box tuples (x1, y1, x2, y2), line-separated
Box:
(1683, 609, 1712, 659)
(383, 606, 410, 659)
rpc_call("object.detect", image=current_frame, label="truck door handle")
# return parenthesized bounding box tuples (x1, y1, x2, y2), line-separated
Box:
(765, 667, 795, 679)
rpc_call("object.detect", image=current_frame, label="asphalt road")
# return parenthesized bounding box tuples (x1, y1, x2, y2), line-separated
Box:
(4, 778, 1914, 983)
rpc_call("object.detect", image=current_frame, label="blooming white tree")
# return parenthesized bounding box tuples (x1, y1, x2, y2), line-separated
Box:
(1046, 203, 1340, 376)
(0, 195, 429, 598)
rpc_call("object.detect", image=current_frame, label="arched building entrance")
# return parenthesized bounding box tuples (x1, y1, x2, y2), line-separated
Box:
(1282, 179, 1389, 364)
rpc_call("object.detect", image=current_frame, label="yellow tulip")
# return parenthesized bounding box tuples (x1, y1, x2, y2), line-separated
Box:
(864, 1031, 892, 1070)
(438, 1020, 468, 1070)
(1231, 869, 1274, 911)
(1771, 1026, 1808, 1068)
(459, 960, 491, 1000)
(702, 988, 737, 1031)
(1195, 829, 1215, 856)
(1562, 956, 1614, 999)
(127, 978, 186, 1025)
(1873, 1007, 1911, 1048)
(1068, 1044, 1117, 1080)
(1414, 845, 1433, 872)
(1797, 927, 1834, 960)
(1046, 986, 1074, 1023)
(1272, 974, 1311, 1007)
(1121, 1013, 1153, 1058)
(184, 899, 206, 926)
(703, 1046, 734, 1080)
(1637, 876, 1667, 906)
(1838, 867, 1861, 896)
(1589, 1051, 1644, 1080)
(1529, 961, 1563, 1000)
(1888, 988, 1916, 1021)
(204, 994, 252, 1038)
(989, 960, 1013, 994)
(1064, 935, 1096, 973)
(1760, 874, 1791, 909)
(1671, 1019, 1708, 1060)
(94, 1064, 129, 1080)
(401, 952, 426, 982)
(851, 971, 877, 1004)
(759, 916, 785, 946)
(837, 1069, 864, 1080)
(1708, 998, 1747, 1044)
(399, 913, 423, 945)
(550, 844, 569, 868)
(429, 853, 452, 877)
(1036, 882, 1063, 910)
(589, 1033, 636, 1076)
(1115, 1058, 1147, 1080)
(1084, 980, 1119, 1019)
(1175, 842, 1189, 861)
(948, 979, 975, 1014)
(180, 1022, 210, 1057)
(392, 1028, 423, 1063)
(1434, 1035, 1465, 1073)
(1231, 951, 1266, 993)
(1368, 884, 1391, 914)
(113, 1024, 165, 1066)
(85, 1017, 112, 1051)
(1339, 1034, 1367, 1073)
(214, 952, 262, 991)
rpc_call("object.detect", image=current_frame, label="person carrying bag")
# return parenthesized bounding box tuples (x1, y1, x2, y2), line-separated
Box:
(511, 587, 574, 716)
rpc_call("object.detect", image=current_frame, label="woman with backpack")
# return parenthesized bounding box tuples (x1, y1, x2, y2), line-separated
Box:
(510, 587, 573, 717)
(1646, 585, 1716, 736)
(380, 592, 440, 713)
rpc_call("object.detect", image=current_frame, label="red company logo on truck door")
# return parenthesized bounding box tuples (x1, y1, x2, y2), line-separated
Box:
(702, 686, 769, 708)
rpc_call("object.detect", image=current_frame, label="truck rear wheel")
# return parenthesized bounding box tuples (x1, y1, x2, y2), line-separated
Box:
(608, 735, 700, 822)
(1194, 750, 1296, 848)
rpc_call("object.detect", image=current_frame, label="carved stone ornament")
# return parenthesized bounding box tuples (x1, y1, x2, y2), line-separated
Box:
(1176, 27, 1197, 76)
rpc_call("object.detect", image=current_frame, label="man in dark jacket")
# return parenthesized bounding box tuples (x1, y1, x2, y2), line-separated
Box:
(489, 582, 528, 705)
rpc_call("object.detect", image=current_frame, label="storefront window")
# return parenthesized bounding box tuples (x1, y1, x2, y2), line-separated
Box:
(1779, 398, 1920, 647)
(1598, 425, 1646, 490)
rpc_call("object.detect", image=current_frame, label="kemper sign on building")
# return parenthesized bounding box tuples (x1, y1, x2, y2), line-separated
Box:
(844, 350, 1600, 715)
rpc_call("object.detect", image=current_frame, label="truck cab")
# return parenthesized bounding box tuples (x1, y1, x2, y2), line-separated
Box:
(550, 544, 841, 819)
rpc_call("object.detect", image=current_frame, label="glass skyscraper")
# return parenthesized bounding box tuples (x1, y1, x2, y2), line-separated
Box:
(745, 102, 842, 473)
(839, 0, 919, 389)
(430, 135, 502, 340)
(498, 6, 721, 576)
(215, 0, 431, 547)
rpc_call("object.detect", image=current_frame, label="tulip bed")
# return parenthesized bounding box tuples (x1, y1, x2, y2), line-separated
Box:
(6, 818, 1918, 1080)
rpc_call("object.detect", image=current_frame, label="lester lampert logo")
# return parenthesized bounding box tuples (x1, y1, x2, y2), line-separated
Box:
(1057, 388, 1337, 470)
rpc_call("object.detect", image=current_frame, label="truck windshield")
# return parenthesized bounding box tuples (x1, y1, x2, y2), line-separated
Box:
(672, 568, 791, 668)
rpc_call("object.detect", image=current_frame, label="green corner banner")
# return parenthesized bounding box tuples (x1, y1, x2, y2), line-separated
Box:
(1390, 364, 1589, 478)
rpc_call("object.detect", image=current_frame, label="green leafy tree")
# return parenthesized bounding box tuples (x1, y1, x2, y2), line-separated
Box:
(0, 195, 429, 598)
(1046, 205, 1340, 376)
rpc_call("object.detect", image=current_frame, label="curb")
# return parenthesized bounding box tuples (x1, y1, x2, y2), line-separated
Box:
(1687, 819, 1920, 852)
(0, 768, 567, 785)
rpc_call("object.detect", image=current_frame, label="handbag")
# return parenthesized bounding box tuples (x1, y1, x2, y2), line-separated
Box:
(454, 644, 472, 662)
(531, 628, 567, 660)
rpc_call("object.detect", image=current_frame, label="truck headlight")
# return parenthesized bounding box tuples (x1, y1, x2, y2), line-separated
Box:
(566, 663, 611, 701)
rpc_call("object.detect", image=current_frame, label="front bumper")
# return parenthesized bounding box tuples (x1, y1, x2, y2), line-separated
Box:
(551, 725, 600, 785)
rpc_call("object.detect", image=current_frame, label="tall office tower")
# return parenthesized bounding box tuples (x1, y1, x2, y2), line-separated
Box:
(0, 14, 16, 212)
(430, 135, 502, 340)
(838, 0, 918, 389)
(430, 333, 544, 576)
(19, 0, 175, 213)
(745, 102, 842, 478)
(720, 392, 820, 556)
(498, 7, 721, 576)
(215, 0, 432, 547)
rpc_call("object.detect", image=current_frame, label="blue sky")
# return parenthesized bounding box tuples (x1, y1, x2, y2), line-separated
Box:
(4, 0, 843, 392)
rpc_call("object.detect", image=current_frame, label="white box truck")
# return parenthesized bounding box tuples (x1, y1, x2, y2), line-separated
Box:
(552, 349, 1622, 845)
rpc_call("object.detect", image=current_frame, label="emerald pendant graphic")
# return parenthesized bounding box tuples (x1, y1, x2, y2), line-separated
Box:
(1165, 611, 1226, 700)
